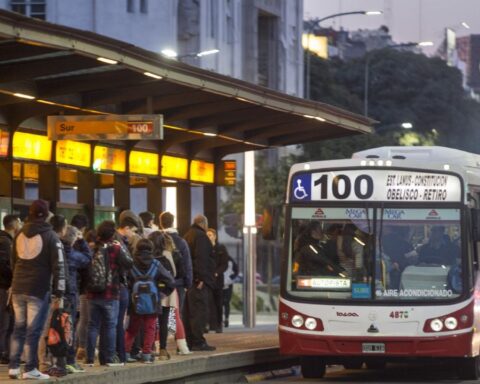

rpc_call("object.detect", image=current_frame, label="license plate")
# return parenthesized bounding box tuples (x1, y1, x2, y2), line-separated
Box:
(362, 343, 385, 353)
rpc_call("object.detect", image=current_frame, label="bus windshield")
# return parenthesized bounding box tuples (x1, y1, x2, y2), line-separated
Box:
(288, 206, 463, 301)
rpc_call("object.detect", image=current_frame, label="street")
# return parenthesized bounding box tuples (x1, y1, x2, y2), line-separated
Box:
(259, 361, 476, 383)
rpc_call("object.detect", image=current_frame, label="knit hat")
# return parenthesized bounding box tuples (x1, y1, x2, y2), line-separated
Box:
(28, 199, 49, 220)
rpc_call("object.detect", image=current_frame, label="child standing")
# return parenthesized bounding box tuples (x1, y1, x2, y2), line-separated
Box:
(124, 239, 174, 363)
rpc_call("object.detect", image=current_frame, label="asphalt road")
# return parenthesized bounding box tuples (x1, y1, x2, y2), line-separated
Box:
(256, 361, 480, 383)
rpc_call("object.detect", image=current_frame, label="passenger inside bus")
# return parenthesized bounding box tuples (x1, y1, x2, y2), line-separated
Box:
(293, 221, 344, 277)
(337, 224, 367, 282)
(381, 226, 415, 289)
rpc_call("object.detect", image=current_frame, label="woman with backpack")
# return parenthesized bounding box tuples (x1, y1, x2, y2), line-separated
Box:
(124, 238, 174, 364)
(148, 232, 192, 359)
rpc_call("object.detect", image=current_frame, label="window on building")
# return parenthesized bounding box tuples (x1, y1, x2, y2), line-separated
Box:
(127, 0, 134, 13)
(140, 0, 148, 13)
(10, 0, 46, 20)
(258, 13, 278, 89)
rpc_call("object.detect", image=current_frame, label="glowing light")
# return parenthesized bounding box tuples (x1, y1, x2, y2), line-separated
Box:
(143, 72, 162, 79)
(97, 57, 118, 64)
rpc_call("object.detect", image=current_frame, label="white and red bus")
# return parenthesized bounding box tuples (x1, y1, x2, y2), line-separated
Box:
(279, 146, 480, 379)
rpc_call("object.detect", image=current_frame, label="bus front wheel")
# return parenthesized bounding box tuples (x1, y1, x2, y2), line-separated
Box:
(300, 356, 326, 379)
(459, 356, 480, 380)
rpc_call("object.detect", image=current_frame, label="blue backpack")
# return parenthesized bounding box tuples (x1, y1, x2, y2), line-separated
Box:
(131, 260, 160, 315)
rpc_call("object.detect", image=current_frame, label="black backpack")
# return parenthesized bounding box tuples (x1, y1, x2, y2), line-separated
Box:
(171, 249, 185, 279)
(87, 245, 110, 293)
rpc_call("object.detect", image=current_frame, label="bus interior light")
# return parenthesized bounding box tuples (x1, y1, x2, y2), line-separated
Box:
(444, 317, 458, 330)
(430, 319, 443, 332)
(305, 318, 317, 330)
(292, 315, 304, 328)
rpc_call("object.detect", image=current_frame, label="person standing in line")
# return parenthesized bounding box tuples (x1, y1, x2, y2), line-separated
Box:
(182, 214, 216, 351)
(206, 228, 229, 333)
(222, 254, 238, 328)
(139, 211, 158, 238)
(86, 220, 132, 367)
(9, 200, 66, 380)
(0, 214, 22, 364)
(159, 211, 193, 314)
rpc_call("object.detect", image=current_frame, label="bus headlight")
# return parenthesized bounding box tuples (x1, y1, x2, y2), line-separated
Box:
(444, 317, 458, 330)
(305, 317, 317, 330)
(430, 319, 443, 332)
(291, 315, 304, 328)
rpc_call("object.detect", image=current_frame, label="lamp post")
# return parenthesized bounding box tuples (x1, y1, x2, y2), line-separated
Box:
(363, 41, 433, 116)
(375, 121, 414, 133)
(304, 10, 382, 99)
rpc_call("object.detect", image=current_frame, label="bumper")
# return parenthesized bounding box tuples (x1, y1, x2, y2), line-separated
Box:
(279, 327, 474, 358)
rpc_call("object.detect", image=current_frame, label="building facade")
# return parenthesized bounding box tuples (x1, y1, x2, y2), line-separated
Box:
(1, 0, 303, 97)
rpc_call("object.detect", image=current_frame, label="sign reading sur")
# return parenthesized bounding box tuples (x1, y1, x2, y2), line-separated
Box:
(48, 114, 163, 141)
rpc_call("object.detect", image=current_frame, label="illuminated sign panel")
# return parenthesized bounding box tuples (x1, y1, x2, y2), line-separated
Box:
(48, 114, 163, 140)
(56, 140, 91, 168)
(24, 163, 39, 181)
(161, 155, 188, 180)
(93, 145, 126, 173)
(217, 160, 236, 186)
(13, 132, 51, 162)
(302, 34, 328, 58)
(129, 150, 158, 176)
(0, 129, 8, 157)
(59, 168, 78, 185)
(190, 160, 214, 184)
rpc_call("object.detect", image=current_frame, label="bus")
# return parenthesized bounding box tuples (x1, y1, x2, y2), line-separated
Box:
(279, 146, 480, 380)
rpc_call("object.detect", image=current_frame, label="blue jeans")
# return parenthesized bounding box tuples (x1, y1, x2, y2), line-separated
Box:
(86, 298, 119, 364)
(9, 293, 49, 371)
(99, 285, 128, 363)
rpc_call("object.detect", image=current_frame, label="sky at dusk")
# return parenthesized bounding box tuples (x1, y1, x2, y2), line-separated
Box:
(304, 0, 480, 55)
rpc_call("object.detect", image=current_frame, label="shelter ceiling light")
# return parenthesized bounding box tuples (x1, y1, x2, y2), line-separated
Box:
(365, 10, 382, 15)
(97, 57, 118, 64)
(196, 49, 220, 57)
(401, 122, 413, 129)
(13, 92, 35, 100)
(203, 132, 217, 137)
(161, 49, 178, 58)
(418, 41, 434, 47)
(143, 72, 162, 79)
(461, 22, 471, 29)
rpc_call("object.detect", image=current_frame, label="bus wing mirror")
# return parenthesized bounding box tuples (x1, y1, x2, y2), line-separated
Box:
(471, 208, 480, 241)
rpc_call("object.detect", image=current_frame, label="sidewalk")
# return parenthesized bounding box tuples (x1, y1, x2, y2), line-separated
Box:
(0, 318, 287, 383)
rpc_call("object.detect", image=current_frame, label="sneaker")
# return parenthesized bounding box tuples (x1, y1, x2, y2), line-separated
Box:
(158, 349, 170, 361)
(46, 366, 67, 377)
(141, 353, 153, 364)
(84, 360, 94, 367)
(8, 368, 21, 379)
(66, 363, 85, 373)
(125, 353, 138, 363)
(106, 361, 125, 367)
(191, 343, 216, 351)
(22, 368, 50, 379)
(224, 319, 229, 328)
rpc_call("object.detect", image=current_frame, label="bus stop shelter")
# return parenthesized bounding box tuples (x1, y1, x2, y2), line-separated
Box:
(0, 10, 374, 232)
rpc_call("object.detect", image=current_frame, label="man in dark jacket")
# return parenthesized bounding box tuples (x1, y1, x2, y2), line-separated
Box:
(9, 200, 66, 380)
(159, 211, 193, 312)
(183, 214, 215, 351)
(0, 214, 21, 364)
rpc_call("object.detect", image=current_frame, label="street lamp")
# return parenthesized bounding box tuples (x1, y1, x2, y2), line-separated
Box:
(161, 48, 220, 61)
(375, 121, 414, 133)
(363, 41, 433, 116)
(304, 10, 382, 99)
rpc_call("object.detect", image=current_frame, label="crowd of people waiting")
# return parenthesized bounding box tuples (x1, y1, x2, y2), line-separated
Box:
(0, 199, 238, 380)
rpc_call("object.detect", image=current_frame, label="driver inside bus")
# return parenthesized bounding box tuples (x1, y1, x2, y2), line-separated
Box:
(293, 221, 344, 277)
(417, 225, 458, 266)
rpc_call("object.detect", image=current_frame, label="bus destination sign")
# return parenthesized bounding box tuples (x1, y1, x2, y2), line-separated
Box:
(291, 169, 461, 203)
(48, 114, 163, 141)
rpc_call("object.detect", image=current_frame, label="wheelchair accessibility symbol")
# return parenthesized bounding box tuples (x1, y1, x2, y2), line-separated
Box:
(293, 178, 308, 200)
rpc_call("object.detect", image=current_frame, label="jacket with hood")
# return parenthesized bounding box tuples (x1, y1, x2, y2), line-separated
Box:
(163, 228, 193, 289)
(128, 246, 175, 313)
(62, 238, 92, 296)
(11, 220, 66, 299)
(0, 229, 13, 289)
(183, 223, 214, 289)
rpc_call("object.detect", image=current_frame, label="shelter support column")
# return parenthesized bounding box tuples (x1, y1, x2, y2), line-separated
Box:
(176, 182, 191, 235)
(77, 169, 95, 229)
(203, 185, 217, 230)
(39, 164, 59, 212)
(114, 174, 130, 214)
(147, 178, 163, 216)
(0, 160, 12, 198)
